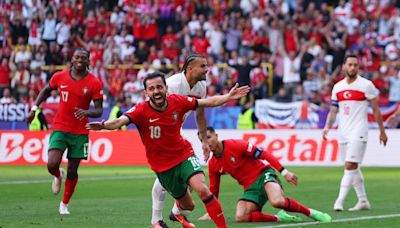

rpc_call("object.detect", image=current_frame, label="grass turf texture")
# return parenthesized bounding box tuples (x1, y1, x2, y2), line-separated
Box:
(1, 166, 399, 227)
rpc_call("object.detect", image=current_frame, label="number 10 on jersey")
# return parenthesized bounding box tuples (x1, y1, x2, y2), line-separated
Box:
(149, 126, 161, 139)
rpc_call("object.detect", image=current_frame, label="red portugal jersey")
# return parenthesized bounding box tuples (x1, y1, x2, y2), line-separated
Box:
(208, 139, 282, 197)
(124, 94, 197, 172)
(49, 70, 103, 134)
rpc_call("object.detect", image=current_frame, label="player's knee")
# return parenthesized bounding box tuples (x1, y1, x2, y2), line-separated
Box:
(47, 162, 58, 172)
(196, 185, 212, 200)
(235, 213, 248, 222)
(345, 162, 358, 170)
(269, 196, 285, 209)
(180, 200, 195, 211)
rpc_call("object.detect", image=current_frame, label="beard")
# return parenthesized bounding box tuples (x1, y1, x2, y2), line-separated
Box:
(150, 93, 167, 108)
(346, 71, 357, 78)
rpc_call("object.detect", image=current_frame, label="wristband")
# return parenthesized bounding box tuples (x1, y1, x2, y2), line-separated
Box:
(281, 168, 289, 176)
(31, 105, 38, 112)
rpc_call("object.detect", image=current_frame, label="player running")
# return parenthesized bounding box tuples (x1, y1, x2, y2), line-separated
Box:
(86, 72, 250, 228)
(151, 53, 210, 228)
(26, 48, 104, 214)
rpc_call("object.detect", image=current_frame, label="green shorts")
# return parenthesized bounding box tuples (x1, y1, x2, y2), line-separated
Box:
(156, 156, 203, 199)
(49, 130, 89, 159)
(239, 168, 282, 209)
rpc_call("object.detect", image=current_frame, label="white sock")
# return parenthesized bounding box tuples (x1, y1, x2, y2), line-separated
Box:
(336, 169, 357, 204)
(151, 178, 167, 224)
(353, 168, 368, 202)
(172, 201, 191, 216)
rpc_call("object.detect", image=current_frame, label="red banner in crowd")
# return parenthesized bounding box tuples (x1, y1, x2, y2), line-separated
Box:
(0, 131, 147, 165)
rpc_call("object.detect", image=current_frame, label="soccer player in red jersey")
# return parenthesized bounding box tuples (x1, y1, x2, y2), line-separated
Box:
(26, 48, 103, 214)
(86, 72, 250, 228)
(198, 126, 332, 223)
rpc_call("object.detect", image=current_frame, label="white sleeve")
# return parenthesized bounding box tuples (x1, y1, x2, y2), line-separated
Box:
(365, 81, 379, 100)
(331, 85, 337, 101)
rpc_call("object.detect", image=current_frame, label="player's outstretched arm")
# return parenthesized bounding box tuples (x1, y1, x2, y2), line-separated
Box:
(322, 105, 338, 140)
(86, 115, 130, 131)
(197, 83, 250, 108)
(370, 98, 388, 146)
(26, 84, 53, 124)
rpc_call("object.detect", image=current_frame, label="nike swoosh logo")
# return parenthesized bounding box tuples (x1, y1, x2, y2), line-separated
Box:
(60, 85, 68, 88)
(149, 118, 159, 123)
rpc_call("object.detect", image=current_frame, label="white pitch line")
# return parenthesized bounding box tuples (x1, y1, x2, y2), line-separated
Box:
(0, 175, 153, 185)
(257, 213, 400, 228)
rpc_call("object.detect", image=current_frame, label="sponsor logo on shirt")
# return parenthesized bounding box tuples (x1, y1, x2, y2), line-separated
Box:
(149, 118, 159, 123)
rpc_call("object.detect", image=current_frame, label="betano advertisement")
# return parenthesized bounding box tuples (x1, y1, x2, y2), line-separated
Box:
(0, 130, 398, 167)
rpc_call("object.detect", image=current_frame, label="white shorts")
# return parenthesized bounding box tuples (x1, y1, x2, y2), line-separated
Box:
(339, 141, 367, 163)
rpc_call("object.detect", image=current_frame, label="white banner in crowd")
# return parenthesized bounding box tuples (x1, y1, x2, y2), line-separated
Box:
(183, 129, 399, 167)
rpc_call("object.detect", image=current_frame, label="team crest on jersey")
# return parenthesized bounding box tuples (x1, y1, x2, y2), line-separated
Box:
(230, 156, 236, 163)
(83, 87, 88, 95)
(172, 111, 179, 122)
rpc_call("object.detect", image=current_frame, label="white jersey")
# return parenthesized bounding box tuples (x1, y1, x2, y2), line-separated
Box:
(331, 75, 379, 143)
(166, 72, 206, 98)
(166, 72, 207, 121)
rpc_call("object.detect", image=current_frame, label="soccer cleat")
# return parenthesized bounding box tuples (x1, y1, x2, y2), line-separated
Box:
(276, 210, 303, 222)
(333, 200, 344, 211)
(348, 200, 370, 211)
(52, 168, 64, 195)
(309, 209, 332, 223)
(169, 212, 196, 228)
(59, 201, 70, 215)
(152, 220, 169, 228)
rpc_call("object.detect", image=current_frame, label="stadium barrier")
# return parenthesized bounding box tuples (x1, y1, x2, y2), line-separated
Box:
(0, 130, 398, 167)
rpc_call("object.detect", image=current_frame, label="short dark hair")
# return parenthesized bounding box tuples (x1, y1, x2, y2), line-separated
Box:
(181, 53, 205, 72)
(143, 71, 166, 89)
(197, 126, 216, 137)
(343, 54, 358, 64)
(73, 48, 90, 58)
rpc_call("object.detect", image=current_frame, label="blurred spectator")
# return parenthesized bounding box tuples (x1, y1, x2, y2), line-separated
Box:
(42, 9, 57, 45)
(11, 62, 30, 100)
(0, 88, 16, 104)
(272, 87, 291, 103)
(56, 16, 71, 46)
(389, 66, 400, 102)
(0, 58, 11, 96)
(46, 90, 60, 103)
(14, 43, 32, 64)
(45, 42, 62, 65)
(316, 100, 330, 129)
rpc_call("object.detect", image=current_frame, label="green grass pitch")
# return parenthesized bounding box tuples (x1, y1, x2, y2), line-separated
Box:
(1, 166, 400, 227)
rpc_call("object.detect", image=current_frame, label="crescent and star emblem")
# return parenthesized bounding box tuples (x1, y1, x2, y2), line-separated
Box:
(343, 91, 351, 99)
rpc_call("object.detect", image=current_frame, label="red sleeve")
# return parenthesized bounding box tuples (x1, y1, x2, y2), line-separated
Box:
(208, 157, 222, 199)
(242, 140, 285, 172)
(259, 150, 284, 172)
(49, 72, 60, 89)
(173, 94, 197, 111)
(123, 104, 140, 125)
(92, 79, 103, 100)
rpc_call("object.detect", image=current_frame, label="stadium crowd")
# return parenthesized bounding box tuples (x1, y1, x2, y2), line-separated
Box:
(1, 0, 400, 113)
